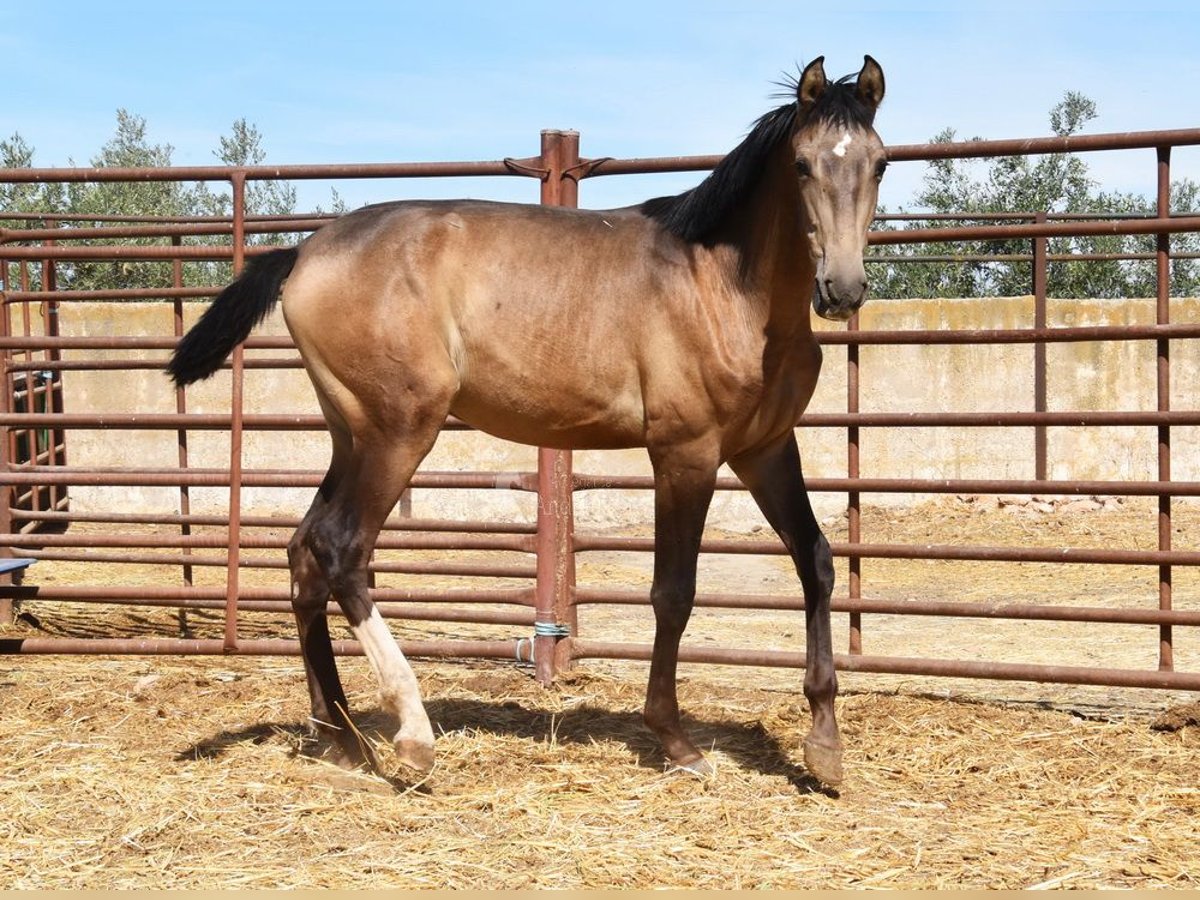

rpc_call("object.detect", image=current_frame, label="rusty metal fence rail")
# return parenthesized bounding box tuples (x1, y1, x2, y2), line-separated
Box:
(0, 125, 1198, 695)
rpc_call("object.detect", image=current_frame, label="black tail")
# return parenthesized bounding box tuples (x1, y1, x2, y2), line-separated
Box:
(167, 247, 299, 386)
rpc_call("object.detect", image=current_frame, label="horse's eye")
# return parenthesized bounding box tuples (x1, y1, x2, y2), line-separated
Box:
(874, 160, 889, 181)
(794, 159, 812, 178)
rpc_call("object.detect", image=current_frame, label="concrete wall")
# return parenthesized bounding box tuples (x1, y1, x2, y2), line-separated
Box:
(54, 296, 1199, 530)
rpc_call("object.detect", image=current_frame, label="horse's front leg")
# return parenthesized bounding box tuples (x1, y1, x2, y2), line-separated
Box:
(644, 443, 718, 775)
(730, 433, 843, 786)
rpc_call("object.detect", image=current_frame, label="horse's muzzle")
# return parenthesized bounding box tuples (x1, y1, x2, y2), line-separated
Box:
(812, 276, 867, 322)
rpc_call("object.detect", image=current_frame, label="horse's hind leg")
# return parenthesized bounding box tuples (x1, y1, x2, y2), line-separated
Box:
(303, 413, 447, 775)
(288, 457, 378, 769)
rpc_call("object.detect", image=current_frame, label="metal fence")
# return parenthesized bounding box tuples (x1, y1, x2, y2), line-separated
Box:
(1, 125, 1198, 694)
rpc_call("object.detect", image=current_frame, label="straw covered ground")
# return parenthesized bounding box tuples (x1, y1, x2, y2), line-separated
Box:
(2, 498, 1199, 889)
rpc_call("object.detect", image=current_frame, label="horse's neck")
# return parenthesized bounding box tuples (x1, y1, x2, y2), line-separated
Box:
(719, 156, 816, 340)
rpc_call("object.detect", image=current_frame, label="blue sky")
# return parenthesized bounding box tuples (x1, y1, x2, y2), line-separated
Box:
(4, 1, 1200, 212)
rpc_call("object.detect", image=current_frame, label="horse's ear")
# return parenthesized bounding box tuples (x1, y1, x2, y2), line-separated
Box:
(856, 54, 885, 110)
(797, 56, 827, 112)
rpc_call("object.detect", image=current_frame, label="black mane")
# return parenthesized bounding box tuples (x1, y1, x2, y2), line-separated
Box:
(640, 74, 875, 244)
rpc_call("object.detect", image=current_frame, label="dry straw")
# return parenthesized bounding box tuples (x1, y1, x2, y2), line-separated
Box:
(1, 653, 1197, 889)
(1, 498, 1197, 888)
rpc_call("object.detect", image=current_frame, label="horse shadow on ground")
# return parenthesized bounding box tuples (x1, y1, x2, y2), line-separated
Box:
(175, 696, 834, 796)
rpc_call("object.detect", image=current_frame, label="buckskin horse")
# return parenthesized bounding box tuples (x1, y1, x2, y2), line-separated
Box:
(168, 55, 887, 787)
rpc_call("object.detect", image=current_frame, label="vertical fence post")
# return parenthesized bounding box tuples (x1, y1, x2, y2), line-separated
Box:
(1033, 212, 1048, 482)
(846, 318, 862, 655)
(41, 220, 64, 517)
(171, 236, 192, 590)
(533, 129, 579, 684)
(0, 261, 12, 624)
(1155, 147, 1173, 672)
(171, 237, 193, 639)
(31, 228, 56, 518)
(14, 263, 30, 525)
(224, 172, 248, 652)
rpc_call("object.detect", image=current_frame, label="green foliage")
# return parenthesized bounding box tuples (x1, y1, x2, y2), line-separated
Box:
(1, 111, 311, 294)
(201, 118, 299, 224)
(1, 134, 67, 291)
(192, 117, 304, 285)
(871, 91, 1199, 300)
(61, 110, 212, 292)
(1, 133, 67, 221)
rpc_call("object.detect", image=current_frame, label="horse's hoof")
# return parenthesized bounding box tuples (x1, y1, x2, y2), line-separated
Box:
(301, 726, 376, 772)
(802, 736, 844, 787)
(667, 754, 715, 778)
(394, 738, 435, 775)
(301, 741, 350, 767)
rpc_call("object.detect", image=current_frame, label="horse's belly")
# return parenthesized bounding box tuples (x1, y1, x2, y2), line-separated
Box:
(450, 384, 646, 451)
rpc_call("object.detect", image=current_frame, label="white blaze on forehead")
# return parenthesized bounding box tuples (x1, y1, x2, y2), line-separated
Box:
(832, 133, 853, 158)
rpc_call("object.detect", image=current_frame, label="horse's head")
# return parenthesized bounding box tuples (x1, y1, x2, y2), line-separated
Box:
(791, 55, 886, 321)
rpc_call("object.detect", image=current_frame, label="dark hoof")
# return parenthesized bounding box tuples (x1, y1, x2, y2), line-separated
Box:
(667, 754, 715, 778)
(301, 722, 378, 773)
(802, 736, 844, 787)
(302, 739, 373, 772)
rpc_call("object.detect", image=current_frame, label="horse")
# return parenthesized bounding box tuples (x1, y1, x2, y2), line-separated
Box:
(168, 55, 887, 787)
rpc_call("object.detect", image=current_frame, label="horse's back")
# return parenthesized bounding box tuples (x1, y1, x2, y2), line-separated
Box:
(281, 200, 672, 448)
(280, 198, 823, 453)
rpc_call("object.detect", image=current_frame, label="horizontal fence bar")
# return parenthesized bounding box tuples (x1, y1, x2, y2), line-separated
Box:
(816, 323, 1200, 345)
(0, 593, 534, 626)
(867, 253, 1200, 264)
(580, 128, 1200, 181)
(0, 412, 465, 431)
(794, 411, 1200, 427)
(0, 466, 536, 490)
(573, 587, 1200, 626)
(874, 211, 1200, 223)
(0, 530, 536, 553)
(0, 158, 542, 185)
(0, 212, 325, 224)
(3, 409, 1197, 434)
(571, 474, 1200, 497)
(6, 470, 1198, 500)
(15, 549, 537, 579)
(882, 127, 1200, 161)
(0, 220, 327, 245)
(0, 637, 527, 659)
(1, 287, 218, 302)
(4, 358, 304, 373)
(4, 215, 1195, 260)
(569, 640, 1200, 691)
(4, 323, 1198, 354)
(1, 584, 535, 606)
(0, 335, 293, 350)
(0, 245, 245, 261)
(1, 413, 327, 430)
(869, 215, 1200, 247)
(11, 508, 538, 534)
(5, 126, 1195, 193)
(572, 534, 1200, 566)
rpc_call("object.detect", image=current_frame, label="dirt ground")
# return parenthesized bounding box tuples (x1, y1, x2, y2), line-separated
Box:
(1, 497, 1198, 888)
